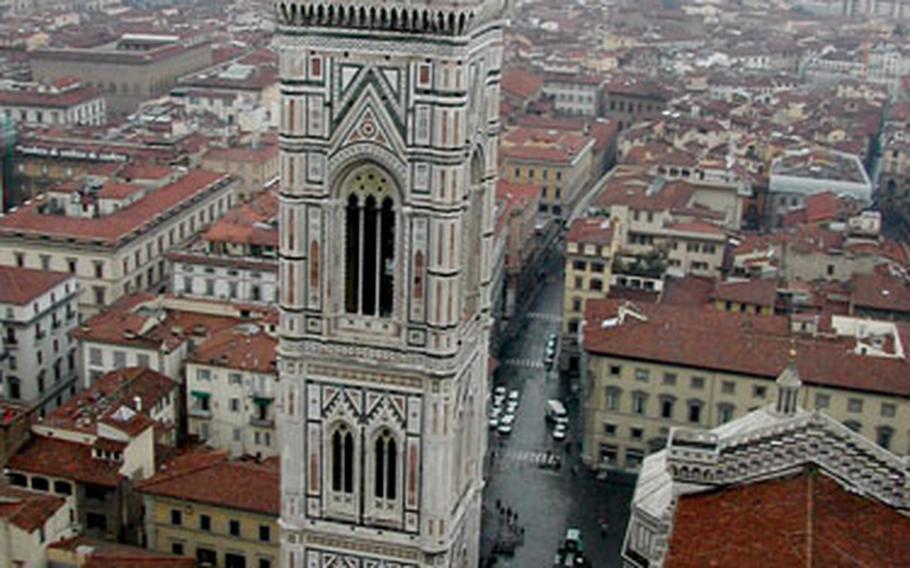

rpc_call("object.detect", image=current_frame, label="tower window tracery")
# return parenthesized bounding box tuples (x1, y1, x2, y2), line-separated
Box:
(331, 424, 355, 494)
(343, 165, 396, 317)
(373, 428, 398, 500)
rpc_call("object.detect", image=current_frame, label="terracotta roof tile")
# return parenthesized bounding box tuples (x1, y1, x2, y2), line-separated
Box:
(50, 536, 196, 568)
(583, 300, 910, 397)
(566, 217, 615, 247)
(189, 324, 277, 374)
(137, 451, 279, 516)
(0, 170, 231, 247)
(0, 266, 73, 305)
(666, 469, 910, 567)
(0, 482, 67, 533)
(710, 279, 778, 308)
(8, 436, 124, 487)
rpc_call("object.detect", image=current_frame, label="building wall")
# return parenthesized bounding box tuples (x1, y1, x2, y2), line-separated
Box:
(79, 340, 184, 388)
(562, 238, 618, 372)
(143, 494, 278, 568)
(0, 275, 79, 414)
(0, 96, 106, 127)
(0, 179, 236, 315)
(170, 259, 279, 305)
(31, 43, 212, 115)
(3, 495, 75, 568)
(201, 150, 279, 201)
(502, 147, 594, 217)
(581, 353, 910, 471)
(185, 362, 278, 458)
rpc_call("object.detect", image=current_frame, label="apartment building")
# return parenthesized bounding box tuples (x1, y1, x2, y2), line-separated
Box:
(541, 71, 604, 117)
(768, 147, 872, 227)
(499, 126, 595, 218)
(581, 300, 910, 472)
(0, 482, 76, 568)
(0, 266, 80, 415)
(185, 323, 278, 457)
(138, 450, 279, 568)
(591, 168, 729, 279)
(31, 34, 212, 115)
(562, 217, 621, 373)
(604, 78, 670, 131)
(5, 367, 169, 543)
(495, 180, 543, 322)
(0, 77, 106, 127)
(201, 142, 279, 201)
(74, 294, 273, 387)
(167, 187, 279, 305)
(0, 169, 237, 315)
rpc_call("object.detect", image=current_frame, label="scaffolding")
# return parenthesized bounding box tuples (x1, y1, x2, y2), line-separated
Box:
(0, 114, 14, 212)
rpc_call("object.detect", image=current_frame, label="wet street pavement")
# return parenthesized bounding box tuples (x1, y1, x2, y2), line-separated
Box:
(481, 251, 635, 568)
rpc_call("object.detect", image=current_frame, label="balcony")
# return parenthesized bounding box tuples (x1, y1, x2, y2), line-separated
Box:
(250, 416, 274, 428)
(189, 407, 212, 419)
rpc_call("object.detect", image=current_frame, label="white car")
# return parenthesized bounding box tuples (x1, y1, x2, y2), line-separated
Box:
(506, 401, 518, 415)
(497, 422, 513, 435)
(489, 415, 500, 429)
(493, 394, 506, 406)
(508, 390, 519, 402)
(494, 386, 507, 397)
(501, 413, 516, 426)
(553, 423, 568, 441)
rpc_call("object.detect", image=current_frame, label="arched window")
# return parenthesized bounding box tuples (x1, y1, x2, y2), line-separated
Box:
(373, 429, 397, 500)
(331, 424, 355, 494)
(343, 166, 396, 317)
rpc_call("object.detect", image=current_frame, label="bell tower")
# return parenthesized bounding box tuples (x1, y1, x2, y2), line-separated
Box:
(273, 1, 504, 566)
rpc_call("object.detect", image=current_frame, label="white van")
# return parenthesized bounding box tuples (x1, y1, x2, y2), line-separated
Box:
(545, 399, 568, 425)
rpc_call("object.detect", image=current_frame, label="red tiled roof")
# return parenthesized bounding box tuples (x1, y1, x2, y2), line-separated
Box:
(500, 127, 594, 164)
(50, 536, 196, 568)
(710, 278, 778, 308)
(44, 367, 176, 436)
(0, 266, 73, 305)
(0, 84, 102, 109)
(8, 436, 124, 487)
(566, 217, 615, 247)
(0, 483, 67, 532)
(72, 294, 251, 351)
(660, 275, 716, 308)
(583, 300, 910, 397)
(501, 68, 544, 101)
(666, 469, 910, 567)
(137, 451, 279, 516)
(189, 324, 277, 374)
(0, 170, 230, 247)
(851, 268, 910, 314)
(202, 188, 277, 248)
(203, 142, 277, 164)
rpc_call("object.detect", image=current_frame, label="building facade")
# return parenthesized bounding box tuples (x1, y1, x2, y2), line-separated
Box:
(275, 0, 504, 565)
(0, 170, 237, 315)
(581, 300, 910, 472)
(0, 266, 80, 415)
(138, 451, 279, 568)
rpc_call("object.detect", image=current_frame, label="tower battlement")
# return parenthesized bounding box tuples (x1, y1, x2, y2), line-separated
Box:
(273, 0, 503, 35)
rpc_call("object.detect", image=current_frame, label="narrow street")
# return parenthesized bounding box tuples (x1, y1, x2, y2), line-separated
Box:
(481, 246, 635, 567)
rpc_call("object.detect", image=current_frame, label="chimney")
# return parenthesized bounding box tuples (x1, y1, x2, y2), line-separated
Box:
(133, 396, 142, 413)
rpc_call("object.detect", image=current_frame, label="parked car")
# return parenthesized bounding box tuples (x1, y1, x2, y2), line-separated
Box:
(497, 421, 513, 435)
(553, 423, 568, 441)
(494, 386, 507, 397)
(489, 415, 500, 429)
(508, 389, 519, 402)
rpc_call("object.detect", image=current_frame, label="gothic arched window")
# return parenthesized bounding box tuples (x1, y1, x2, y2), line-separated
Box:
(373, 429, 398, 500)
(331, 424, 355, 494)
(343, 166, 396, 317)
